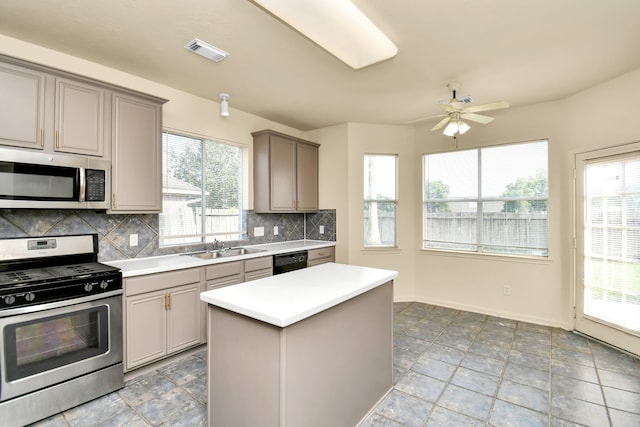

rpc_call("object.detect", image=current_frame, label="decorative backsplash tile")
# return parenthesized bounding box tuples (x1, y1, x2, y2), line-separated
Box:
(0, 209, 336, 262)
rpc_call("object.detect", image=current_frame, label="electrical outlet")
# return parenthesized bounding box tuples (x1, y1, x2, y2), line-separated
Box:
(274, 226, 279, 236)
(319, 225, 325, 234)
(129, 234, 138, 247)
(254, 226, 264, 237)
(503, 285, 512, 296)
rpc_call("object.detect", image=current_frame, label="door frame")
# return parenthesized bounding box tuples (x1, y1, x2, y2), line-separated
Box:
(573, 141, 640, 356)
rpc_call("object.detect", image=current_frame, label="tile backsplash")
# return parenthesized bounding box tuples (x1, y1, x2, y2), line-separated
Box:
(0, 209, 336, 262)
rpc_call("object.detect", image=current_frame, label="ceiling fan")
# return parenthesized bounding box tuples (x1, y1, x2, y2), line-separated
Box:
(408, 83, 510, 137)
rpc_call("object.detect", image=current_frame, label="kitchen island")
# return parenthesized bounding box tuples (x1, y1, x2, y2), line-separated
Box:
(200, 262, 398, 427)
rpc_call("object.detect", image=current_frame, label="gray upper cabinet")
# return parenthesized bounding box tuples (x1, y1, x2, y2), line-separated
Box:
(1, 54, 167, 213)
(0, 62, 46, 149)
(252, 129, 319, 213)
(55, 78, 106, 157)
(110, 92, 163, 213)
(0, 61, 107, 156)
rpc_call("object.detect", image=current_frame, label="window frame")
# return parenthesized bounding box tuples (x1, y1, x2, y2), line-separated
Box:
(422, 140, 549, 258)
(364, 153, 398, 249)
(160, 130, 248, 247)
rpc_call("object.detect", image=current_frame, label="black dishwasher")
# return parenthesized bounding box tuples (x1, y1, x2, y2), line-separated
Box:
(273, 251, 308, 275)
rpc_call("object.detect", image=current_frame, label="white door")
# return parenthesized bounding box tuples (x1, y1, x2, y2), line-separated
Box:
(575, 143, 640, 356)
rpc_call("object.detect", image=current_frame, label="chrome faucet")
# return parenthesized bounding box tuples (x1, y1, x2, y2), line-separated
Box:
(211, 239, 227, 252)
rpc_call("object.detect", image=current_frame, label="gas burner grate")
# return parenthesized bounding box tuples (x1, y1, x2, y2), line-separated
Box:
(0, 270, 51, 286)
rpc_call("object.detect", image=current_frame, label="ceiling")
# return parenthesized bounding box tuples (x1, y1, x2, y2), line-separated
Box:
(1, 0, 639, 131)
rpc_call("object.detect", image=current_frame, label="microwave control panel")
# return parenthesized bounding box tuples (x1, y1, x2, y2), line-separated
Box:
(85, 169, 106, 201)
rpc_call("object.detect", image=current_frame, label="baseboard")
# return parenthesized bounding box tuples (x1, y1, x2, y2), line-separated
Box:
(398, 297, 571, 331)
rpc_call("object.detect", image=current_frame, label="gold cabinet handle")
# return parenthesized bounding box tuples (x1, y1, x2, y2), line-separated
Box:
(55, 130, 60, 148)
(165, 293, 171, 310)
(112, 193, 116, 209)
(40, 128, 44, 147)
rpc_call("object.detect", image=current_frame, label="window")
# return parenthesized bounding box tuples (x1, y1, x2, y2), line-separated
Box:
(423, 140, 548, 256)
(161, 131, 246, 246)
(364, 154, 397, 247)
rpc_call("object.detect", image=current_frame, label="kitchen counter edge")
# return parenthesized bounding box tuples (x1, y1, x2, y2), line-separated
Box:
(105, 240, 336, 278)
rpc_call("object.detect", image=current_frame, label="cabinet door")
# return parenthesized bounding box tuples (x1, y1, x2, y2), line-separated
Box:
(296, 142, 319, 211)
(269, 135, 297, 211)
(0, 63, 46, 149)
(125, 290, 167, 370)
(55, 78, 105, 156)
(111, 92, 162, 212)
(167, 283, 202, 354)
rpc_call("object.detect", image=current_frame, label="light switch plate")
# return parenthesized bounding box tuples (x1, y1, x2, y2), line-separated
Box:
(129, 234, 138, 247)
(274, 226, 279, 235)
(254, 226, 264, 237)
(319, 225, 325, 234)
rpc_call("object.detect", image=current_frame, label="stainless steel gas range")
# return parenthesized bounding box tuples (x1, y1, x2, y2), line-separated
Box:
(0, 234, 123, 427)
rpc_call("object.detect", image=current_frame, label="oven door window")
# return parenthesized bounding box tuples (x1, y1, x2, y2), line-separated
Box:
(3, 305, 109, 381)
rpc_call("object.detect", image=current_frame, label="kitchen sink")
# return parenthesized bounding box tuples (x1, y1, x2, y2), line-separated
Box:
(186, 247, 267, 259)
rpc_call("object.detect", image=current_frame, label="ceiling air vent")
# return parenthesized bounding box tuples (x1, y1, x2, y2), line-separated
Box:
(184, 38, 229, 62)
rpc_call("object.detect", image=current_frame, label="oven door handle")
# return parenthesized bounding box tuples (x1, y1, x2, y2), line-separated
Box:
(0, 289, 123, 318)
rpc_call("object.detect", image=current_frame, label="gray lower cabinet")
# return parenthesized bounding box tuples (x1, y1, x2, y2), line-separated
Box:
(307, 246, 336, 267)
(200, 257, 273, 341)
(124, 268, 203, 371)
(244, 256, 273, 281)
(124, 257, 275, 371)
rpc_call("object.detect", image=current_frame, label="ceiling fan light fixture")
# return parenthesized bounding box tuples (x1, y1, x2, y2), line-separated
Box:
(458, 121, 470, 135)
(443, 121, 458, 137)
(251, 0, 397, 69)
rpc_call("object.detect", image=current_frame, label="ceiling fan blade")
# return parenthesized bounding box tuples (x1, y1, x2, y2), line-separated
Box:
(405, 113, 448, 125)
(464, 101, 510, 113)
(431, 116, 451, 131)
(461, 112, 494, 124)
(439, 101, 466, 112)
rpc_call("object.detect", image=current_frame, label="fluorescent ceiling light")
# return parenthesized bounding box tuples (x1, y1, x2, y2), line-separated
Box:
(251, 0, 398, 69)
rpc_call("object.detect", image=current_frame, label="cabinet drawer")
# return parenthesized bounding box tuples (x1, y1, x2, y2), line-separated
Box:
(245, 269, 272, 282)
(244, 256, 272, 273)
(307, 247, 335, 261)
(206, 261, 242, 280)
(125, 268, 200, 296)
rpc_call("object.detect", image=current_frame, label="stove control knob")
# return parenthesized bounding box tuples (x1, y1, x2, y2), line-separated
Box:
(84, 283, 94, 292)
(4, 295, 16, 305)
(25, 292, 36, 302)
(100, 280, 109, 289)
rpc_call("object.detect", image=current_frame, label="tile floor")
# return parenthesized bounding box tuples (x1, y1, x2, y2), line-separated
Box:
(31, 302, 640, 427)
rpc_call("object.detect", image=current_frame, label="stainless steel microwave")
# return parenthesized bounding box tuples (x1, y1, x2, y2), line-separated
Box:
(0, 148, 111, 209)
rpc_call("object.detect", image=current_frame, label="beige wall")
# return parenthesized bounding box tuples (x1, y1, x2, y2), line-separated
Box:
(4, 33, 640, 329)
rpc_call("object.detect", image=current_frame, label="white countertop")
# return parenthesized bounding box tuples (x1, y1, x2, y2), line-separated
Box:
(106, 240, 335, 277)
(200, 262, 398, 327)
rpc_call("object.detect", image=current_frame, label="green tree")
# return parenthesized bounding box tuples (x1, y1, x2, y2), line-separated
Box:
(501, 170, 548, 213)
(171, 141, 241, 209)
(424, 180, 451, 213)
(204, 143, 241, 209)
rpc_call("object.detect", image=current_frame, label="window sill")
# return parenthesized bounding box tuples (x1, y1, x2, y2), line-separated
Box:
(419, 248, 551, 264)
(362, 247, 402, 254)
